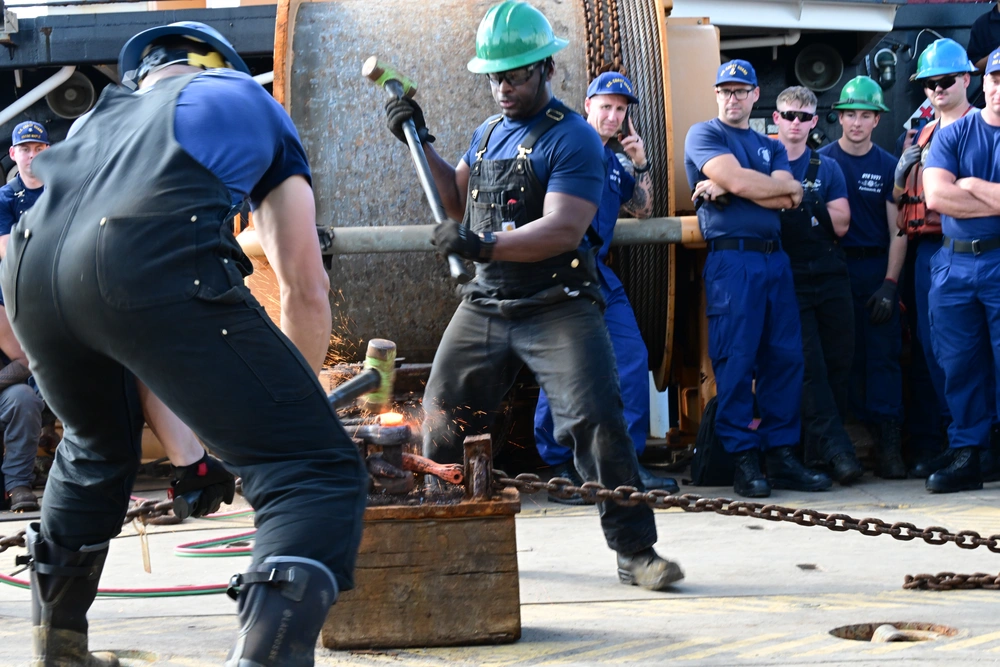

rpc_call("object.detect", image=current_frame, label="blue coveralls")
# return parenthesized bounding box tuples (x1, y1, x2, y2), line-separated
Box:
(925, 112, 1000, 451)
(684, 119, 804, 454)
(534, 147, 649, 465)
(818, 141, 902, 424)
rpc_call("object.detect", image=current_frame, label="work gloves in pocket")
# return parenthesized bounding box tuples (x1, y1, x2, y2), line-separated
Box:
(385, 97, 436, 145)
(432, 219, 495, 262)
(866, 279, 897, 325)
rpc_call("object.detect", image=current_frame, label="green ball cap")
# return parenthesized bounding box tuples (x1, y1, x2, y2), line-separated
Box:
(468, 0, 569, 74)
(832, 75, 890, 112)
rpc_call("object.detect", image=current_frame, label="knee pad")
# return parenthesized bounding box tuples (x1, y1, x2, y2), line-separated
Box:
(225, 556, 339, 667)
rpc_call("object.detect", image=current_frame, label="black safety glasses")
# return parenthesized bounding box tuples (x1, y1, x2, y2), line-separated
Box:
(922, 75, 958, 91)
(716, 88, 754, 100)
(487, 64, 539, 87)
(777, 110, 816, 122)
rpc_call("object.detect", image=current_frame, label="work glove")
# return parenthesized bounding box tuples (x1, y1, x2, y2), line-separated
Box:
(385, 97, 436, 146)
(866, 279, 897, 325)
(894, 145, 922, 189)
(432, 219, 495, 262)
(169, 452, 236, 521)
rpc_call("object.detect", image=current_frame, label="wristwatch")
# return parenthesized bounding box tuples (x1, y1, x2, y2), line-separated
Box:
(633, 161, 651, 174)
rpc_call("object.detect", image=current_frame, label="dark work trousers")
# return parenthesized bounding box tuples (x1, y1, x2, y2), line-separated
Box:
(704, 249, 804, 454)
(1, 212, 368, 592)
(792, 265, 856, 467)
(902, 238, 949, 458)
(846, 255, 903, 423)
(422, 297, 657, 555)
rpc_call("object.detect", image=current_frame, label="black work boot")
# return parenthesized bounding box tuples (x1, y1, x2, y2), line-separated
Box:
(547, 462, 591, 506)
(874, 421, 907, 479)
(829, 451, 864, 485)
(616, 547, 684, 591)
(983, 425, 1000, 483)
(926, 447, 983, 493)
(733, 450, 771, 498)
(10, 485, 40, 512)
(26, 523, 119, 667)
(637, 464, 680, 494)
(909, 448, 952, 479)
(226, 556, 339, 667)
(765, 447, 832, 491)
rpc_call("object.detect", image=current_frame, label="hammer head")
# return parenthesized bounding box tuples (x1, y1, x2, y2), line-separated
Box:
(359, 338, 397, 412)
(362, 56, 418, 98)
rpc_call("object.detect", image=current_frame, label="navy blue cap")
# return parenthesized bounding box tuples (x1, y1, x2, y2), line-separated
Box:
(587, 72, 639, 104)
(716, 59, 758, 87)
(12, 121, 48, 147)
(987, 46, 1000, 75)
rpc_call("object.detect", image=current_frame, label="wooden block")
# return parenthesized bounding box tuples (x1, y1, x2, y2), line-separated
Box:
(322, 489, 521, 649)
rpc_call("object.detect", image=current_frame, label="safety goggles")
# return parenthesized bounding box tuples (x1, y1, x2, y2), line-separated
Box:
(716, 88, 754, 100)
(487, 64, 539, 87)
(922, 75, 958, 91)
(777, 110, 816, 122)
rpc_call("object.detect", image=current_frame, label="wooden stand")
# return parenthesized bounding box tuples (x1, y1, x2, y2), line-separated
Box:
(321, 487, 521, 649)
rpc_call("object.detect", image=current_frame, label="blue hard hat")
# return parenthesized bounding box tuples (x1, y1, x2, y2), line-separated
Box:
(912, 38, 976, 81)
(587, 72, 639, 104)
(118, 21, 250, 90)
(11, 121, 48, 146)
(716, 59, 758, 87)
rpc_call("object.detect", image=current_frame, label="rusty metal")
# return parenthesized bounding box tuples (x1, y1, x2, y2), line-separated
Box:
(464, 434, 493, 501)
(0, 530, 26, 553)
(904, 572, 1000, 591)
(402, 452, 464, 485)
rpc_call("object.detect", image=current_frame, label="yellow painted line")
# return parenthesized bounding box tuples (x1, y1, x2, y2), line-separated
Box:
(442, 640, 608, 667)
(533, 638, 663, 665)
(794, 639, 855, 658)
(737, 633, 830, 657)
(612, 638, 715, 664)
(865, 642, 923, 655)
(936, 629, 1000, 651)
(672, 632, 789, 661)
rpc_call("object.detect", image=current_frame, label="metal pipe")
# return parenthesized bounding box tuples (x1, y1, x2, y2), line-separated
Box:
(720, 30, 801, 51)
(0, 66, 75, 127)
(253, 71, 274, 86)
(237, 216, 702, 258)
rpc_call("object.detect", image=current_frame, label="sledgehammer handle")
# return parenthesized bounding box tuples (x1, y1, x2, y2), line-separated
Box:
(364, 57, 471, 284)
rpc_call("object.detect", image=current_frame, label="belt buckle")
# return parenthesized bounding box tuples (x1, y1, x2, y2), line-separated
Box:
(762, 240, 775, 253)
(972, 239, 982, 256)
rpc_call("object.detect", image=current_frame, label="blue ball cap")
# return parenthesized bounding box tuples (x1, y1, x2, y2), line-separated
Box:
(12, 121, 48, 147)
(987, 47, 1000, 76)
(586, 72, 639, 104)
(716, 59, 758, 87)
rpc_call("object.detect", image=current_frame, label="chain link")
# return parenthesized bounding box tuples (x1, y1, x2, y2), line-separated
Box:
(496, 472, 1000, 590)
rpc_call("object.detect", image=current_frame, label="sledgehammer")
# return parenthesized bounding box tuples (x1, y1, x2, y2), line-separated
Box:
(363, 56, 472, 284)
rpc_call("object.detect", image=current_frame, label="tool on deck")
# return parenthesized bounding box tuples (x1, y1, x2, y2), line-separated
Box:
(328, 338, 397, 411)
(363, 55, 472, 284)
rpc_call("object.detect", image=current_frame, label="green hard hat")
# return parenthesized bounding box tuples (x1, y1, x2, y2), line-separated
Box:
(832, 76, 890, 112)
(467, 0, 569, 74)
(912, 38, 976, 81)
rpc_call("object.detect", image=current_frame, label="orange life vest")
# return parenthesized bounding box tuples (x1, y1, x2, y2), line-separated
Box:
(897, 120, 941, 239)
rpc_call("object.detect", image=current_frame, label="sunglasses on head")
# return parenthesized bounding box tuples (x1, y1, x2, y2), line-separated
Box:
(922, 75, 958, 91)
(777, 110, 816, 122)
(487, 64, 539, 87)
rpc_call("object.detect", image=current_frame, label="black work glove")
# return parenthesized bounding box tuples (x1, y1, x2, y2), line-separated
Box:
(432, 219, 495, 262)
(169, 452, 236, 520)
(866, 279, 897, 325)
(385, 97, 436, 146)
(894, 145, 922, 189)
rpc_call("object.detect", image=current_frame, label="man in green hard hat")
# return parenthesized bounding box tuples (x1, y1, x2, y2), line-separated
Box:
(384, 0, 684, 592)
(819, 76, 907, 480)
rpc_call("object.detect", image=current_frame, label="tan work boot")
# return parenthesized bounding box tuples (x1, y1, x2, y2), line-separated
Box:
(617, 547, 685, 591)
(32, 628, 119, 667)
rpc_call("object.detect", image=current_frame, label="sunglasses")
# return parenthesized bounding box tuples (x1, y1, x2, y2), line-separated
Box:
(922, 75, 958, 91)
(487, 64, 539, 87)
(777, 110, 816, 122)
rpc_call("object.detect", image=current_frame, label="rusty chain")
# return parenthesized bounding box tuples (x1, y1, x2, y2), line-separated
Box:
(495, 472, 1000, 590)
(583, 0, 625, 79)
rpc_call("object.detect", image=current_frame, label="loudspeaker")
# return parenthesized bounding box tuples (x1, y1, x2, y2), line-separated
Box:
(45, 72, 96, 119)
(794, 44, 844, 93)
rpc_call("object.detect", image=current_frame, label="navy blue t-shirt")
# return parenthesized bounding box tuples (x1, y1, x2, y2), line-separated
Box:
(969, 4, 1000, 65)
(461, 98, 606, 207)
(71, 70, 311, 209)
(925, 112, 1000, 239)
(0, 175, 44, 238)
(818, 141, 895, 248)
(684, 118, 791, 240)
(788, 151, 849, 204)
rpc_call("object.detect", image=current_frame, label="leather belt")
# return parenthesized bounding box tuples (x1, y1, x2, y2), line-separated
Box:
(842, 246, 887, 259)
(707, 238, 781, 254)
(943, 235, 1000, 256)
